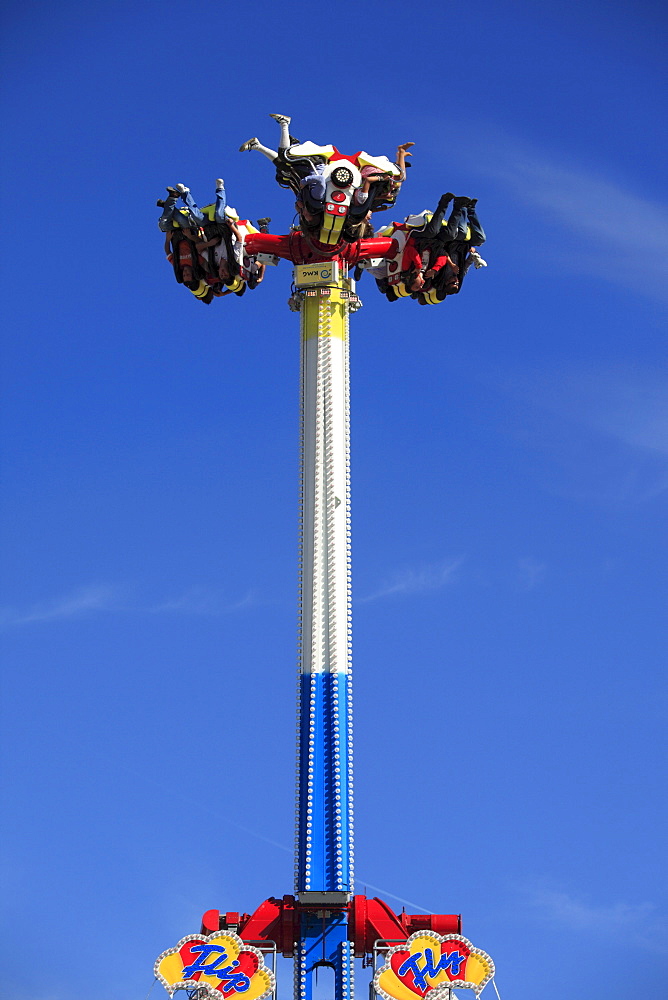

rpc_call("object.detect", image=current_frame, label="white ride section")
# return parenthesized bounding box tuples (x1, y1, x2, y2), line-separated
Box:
(298, 288, 352, 679)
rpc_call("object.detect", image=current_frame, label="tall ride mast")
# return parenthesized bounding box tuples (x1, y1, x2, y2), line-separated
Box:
(295, 272, 355, 1000)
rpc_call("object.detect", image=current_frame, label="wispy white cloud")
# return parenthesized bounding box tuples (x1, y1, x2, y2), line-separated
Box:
(532, 366, 668, 503)
(560, 367, 668, 458)
(473, 133, 668, 300)
(354, 879, 432, 914)
(226, 821, 292, 854)
(516, 881, 667, 955)
(2, 991, 64, 1000)
(0, 584, 120, 629)
(148, 588, 257, 616)
(359, 557, 463, 603)
(0, 584, 256, 630)
(482, 362, 668, 504)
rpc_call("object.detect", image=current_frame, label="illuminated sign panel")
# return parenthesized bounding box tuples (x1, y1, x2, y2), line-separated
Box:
(155, 931, 275, 1000)
(374, 932, 494, 998)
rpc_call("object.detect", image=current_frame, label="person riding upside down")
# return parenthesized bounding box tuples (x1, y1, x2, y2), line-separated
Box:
(400, 192, 462, 293)
(239, 113, 412, 244)
(417, 196, 487, 302)
(158, 180, 268, 301)
(359, 194, 487, 303)
(390, 194, 487, 300)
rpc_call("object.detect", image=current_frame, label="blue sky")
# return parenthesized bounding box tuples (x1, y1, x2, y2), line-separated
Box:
(1, 1, 666, 998)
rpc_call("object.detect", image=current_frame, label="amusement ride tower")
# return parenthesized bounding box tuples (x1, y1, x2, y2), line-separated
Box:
(155, 135, 497, 1000)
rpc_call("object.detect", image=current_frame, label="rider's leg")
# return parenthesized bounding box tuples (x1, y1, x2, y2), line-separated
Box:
(214, 180, 227, 223)
(424, 193, 455, 237)
(442, 198, 470, 240)
(269, 113, 292, 151)
(466, 201, 486, 245)
(158, 191, 180, 232)
(239, 138, 279, 161)
(177, 187, 206, 225)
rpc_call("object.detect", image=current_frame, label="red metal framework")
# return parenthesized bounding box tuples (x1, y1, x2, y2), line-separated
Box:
(201, 895, 461, 959)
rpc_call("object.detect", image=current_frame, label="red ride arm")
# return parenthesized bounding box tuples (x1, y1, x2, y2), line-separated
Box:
(355, 237, 397, 260)
(243, 233, 399, 265)
(243, 233, 295, 261)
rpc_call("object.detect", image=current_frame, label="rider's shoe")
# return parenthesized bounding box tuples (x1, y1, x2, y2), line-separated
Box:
(166, 186, 180, 197)
(215, 178, 224, 189)
(256, 218, 271, 231)
(269, 113, 291, 126)
(175, 184, 190, 196)
(469, 249, 487, 268)
(239, 138, 259, 152)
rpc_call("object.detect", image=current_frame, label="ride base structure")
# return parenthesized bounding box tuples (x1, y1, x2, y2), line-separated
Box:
(154, 133, 496, 1000)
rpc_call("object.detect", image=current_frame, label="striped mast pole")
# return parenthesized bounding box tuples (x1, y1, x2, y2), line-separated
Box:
(295, 271, 355, 1000)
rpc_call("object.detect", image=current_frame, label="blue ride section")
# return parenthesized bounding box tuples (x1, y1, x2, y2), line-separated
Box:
(297, 672, 353, 893)
(295, 917, 354, 1000)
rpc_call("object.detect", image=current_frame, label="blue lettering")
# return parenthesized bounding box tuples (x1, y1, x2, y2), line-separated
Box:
(427, 948, 466, 979)
(219, 968, 251, 994)
(182, 946, 251, 992)
(397, 948, 466, 991)
(397, 955, 425, 988)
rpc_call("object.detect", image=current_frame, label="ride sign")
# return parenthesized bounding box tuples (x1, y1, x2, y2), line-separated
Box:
(374, 932, 494, 998)
(155, 931, 275, 1000)
(294, 262, 340, 286)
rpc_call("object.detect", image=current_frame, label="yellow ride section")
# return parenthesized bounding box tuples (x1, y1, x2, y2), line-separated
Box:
(319, 210, 346, 245)
(301, 283, 350, 341)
